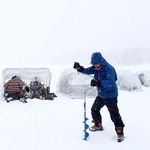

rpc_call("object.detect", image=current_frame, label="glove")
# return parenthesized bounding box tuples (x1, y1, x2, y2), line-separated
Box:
(90, 79, 100, 88)
(73, 62, 80, 68)
(73, 62, 84, 72)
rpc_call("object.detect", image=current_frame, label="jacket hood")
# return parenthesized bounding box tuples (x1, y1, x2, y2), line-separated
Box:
(90, 52, 107, 66)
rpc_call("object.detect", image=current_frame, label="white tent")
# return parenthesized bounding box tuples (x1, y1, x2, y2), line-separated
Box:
(117, 70, 142, 91)
(57, 68, 97, 99)
(2, 68, 51, 89)
(57, 68, 143, 99)
(137, 71, 150, 87)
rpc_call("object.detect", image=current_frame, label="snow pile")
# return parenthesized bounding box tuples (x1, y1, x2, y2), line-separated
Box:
(117, 70, 142, 91)
(57, 68, 97, 98)
(137, 71, 150, 87)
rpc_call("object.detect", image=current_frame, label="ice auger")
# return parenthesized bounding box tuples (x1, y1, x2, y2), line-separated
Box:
(83, 88, 92, 141)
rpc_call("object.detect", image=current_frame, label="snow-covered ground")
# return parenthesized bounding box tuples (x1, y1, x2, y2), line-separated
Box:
(1, 0, 150, 149)
(0, 64, 150, 150)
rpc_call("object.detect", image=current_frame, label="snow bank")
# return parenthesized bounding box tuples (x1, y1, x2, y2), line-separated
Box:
(57, 68, 97, 99)
(117, 70, 142, 91)
(137, 71, 150, 87)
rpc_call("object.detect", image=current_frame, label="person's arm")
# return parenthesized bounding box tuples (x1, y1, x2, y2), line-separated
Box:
(73, 62, 95, 75)
(82, 66, 95, 75)
(5, 81, 10, 88)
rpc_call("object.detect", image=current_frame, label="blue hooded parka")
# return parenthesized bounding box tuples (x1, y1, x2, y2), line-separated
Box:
(83, 52, 118, 99)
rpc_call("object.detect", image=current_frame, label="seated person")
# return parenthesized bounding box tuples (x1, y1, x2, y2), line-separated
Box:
(5, 76, 27, 103)
(29, 77, 44, 99)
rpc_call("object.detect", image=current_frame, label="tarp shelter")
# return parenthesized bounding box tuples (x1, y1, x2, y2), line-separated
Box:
(57, 68, 97, 99)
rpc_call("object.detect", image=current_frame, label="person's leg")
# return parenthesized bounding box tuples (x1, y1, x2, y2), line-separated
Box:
(91, 96, 104, 125)
(90, 97, 105, 131)
(14, 92, 21, 100)
(17, 92, 27, 103)
(105, 97, 125, 141)
(5, 92, 13, 102)
(105, 97, 124, 127)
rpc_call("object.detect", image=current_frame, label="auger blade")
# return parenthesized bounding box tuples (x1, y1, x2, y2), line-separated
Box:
(84, 123, 89, 130)
(83, 131, 89, 141)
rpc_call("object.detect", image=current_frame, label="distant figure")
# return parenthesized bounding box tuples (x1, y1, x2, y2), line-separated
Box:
(74, 52, 125, 142)
(29, 77, 44, 99)
(5, 76, 27, 103)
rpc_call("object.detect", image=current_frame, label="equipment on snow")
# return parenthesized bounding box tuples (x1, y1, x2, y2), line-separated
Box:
(3, 68, 57, 102)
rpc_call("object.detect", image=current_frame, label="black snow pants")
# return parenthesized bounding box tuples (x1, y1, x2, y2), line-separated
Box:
(91, 96, 125, 128)
(7, 91, 23, 100)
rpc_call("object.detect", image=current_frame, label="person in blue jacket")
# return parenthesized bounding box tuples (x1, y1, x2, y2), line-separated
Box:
(74, 52, 125, 142)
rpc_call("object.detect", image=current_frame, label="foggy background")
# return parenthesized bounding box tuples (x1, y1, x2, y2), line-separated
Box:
(0, 0, 150, 68)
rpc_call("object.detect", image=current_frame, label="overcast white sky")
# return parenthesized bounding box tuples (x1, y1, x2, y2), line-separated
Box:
(0, 0, 150, 67)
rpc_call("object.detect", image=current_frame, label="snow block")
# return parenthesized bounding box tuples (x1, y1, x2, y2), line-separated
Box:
(57, 68, 97, 99)
(117, 70, 142, 91)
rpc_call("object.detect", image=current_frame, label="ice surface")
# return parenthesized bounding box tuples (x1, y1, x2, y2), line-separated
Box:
(1, 65, 150, 150)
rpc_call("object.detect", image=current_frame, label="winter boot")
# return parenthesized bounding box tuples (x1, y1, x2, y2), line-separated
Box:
(115, 127, 125, 142)
(19, 98, 27, 103)
(5, 97, 12, 103)
(89, 123, 104, 132)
